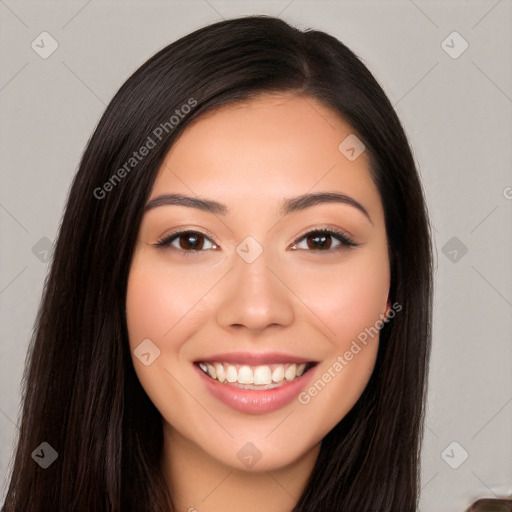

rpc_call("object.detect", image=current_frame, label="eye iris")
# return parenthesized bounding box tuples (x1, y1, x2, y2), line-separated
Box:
(180, 233, 204, 250)
(307, 233, 331, 250)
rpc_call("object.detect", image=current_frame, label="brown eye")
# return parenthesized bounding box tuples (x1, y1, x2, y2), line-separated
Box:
(155, 230, 218, 252)
(305, 233, 333, 250)
(177, 232, 205, 250)
(291, 229, 357, 252)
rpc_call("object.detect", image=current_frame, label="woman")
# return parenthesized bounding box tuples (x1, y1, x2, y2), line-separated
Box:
(2, 15, 433, 512)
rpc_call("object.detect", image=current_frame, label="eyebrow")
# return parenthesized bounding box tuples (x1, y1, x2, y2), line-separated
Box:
(144, 192, 372, 223)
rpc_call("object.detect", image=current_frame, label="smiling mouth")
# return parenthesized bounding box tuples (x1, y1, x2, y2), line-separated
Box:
(196, 361, 317, 390)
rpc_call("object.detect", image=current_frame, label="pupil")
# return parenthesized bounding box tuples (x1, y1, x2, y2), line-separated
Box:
(309, 234, 331, 250)
(181, 233, 203, 250)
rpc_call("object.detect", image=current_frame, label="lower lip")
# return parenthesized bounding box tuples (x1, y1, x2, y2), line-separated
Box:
(195, 364, 317, 414)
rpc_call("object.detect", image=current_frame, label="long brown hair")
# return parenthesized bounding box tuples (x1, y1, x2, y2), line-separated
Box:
(2, 15, 433, 512)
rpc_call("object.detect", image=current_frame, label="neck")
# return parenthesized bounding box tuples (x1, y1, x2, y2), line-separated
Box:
(160, 423, 320, 512)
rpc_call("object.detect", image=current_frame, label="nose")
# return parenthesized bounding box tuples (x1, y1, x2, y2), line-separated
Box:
(215, 251, 295, 333)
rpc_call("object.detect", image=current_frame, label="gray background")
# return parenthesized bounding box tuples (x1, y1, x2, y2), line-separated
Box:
(1, 1, 511, 510)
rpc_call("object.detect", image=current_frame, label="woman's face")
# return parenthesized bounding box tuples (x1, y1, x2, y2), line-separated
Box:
(126, 92, 390, 472)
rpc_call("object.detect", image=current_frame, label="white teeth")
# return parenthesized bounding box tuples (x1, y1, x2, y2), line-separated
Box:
(284, 363, 296, 381)
(199, 361, 312, 386)
(254, 366, 272, 385)
(238, 366, 253, 384)
(226, 365, 238, 383)
(271, 365, 284, 383)
(206, 363, 216, 379)
(215, 363, 226, 383)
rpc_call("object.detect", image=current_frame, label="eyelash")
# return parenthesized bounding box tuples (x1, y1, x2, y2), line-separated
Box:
(154, 227, 359, 255)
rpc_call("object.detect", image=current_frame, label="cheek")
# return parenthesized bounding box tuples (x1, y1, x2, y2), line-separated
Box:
(125, 256, 213, 424)
(284, 250, 389, 431)
(125, 256, 213, 346)
(125, 253, 223, 412)
(290, 250, 390, 344)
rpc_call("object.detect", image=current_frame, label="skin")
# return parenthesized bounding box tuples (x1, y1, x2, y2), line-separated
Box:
(126, 92, 391, 512)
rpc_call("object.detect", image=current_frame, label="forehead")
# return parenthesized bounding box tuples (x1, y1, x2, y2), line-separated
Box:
(150, 92, 382, 219)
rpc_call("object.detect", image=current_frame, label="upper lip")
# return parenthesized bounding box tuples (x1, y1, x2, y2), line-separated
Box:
(194, 352, 316, 365)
